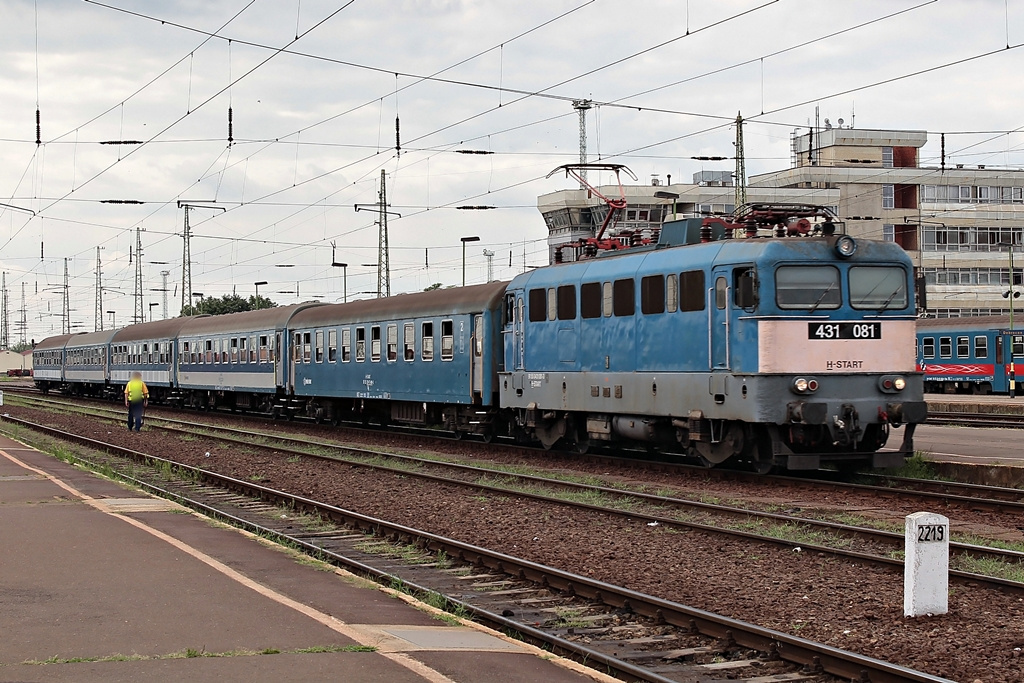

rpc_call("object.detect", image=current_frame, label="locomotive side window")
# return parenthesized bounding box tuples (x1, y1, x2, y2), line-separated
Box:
(640, 275, 665, 315)
(734, 268, 757, 309)
(341, 328, 351, 362)
(775, 266, 840, 309)
(557, 285, 576, 320)
(386, 324, 398, 362)
(355, 328, 366, 362)
(922, 337, 935, 359)
(602, 282, 613, 317)
(328, 329, 337, 363)
(613, 279, 635, 316)
(849, 266, 907, 310)
(441, 320, 454, 360)
(666, 274, 678, 312)
(939, 336, 952, 359)
(504, 294, 515, 325)
(528, 288, 546, 322)
(371, 326, 382, 362)
(422, 322, 434, 361)
(315, 330, 324, 363)
(715, 278, 727, 309)
(547, 288, 557, 321)
(956, 336, 969, 358)
(975, 336, 988, 359)
(404, 323, 415, 361)
(580, 282, 601, 319)
(679, 270, 705, 312)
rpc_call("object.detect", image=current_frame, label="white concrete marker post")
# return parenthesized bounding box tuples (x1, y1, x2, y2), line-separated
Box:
(904, 511, 949, 617)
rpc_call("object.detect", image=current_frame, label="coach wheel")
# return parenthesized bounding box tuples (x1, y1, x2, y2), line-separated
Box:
(314, 407, 325, 425)
(452, 429, 463, 441)
(271, 406, 282, 420)
(751, 459, 774, 474)
(481, 430, 494, 444)
(575, 439, 590, 455)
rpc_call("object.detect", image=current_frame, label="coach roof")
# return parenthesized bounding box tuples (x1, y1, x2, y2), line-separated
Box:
(177, 303, 323, 337)
(290, 281, 508, 328)
(111, 317, 193, 343)
(64, 329, 118, 348)
(34, 333, 76, 351)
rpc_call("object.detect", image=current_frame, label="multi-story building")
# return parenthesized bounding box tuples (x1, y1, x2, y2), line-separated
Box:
(537, 127, 1024, 318)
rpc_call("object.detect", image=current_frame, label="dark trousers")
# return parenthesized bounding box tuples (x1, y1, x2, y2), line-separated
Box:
(127, 401, 145, 431)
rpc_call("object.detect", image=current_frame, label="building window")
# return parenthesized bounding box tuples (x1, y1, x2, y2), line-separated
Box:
(882, 146, 893, 168)
(882, 224, 894, 242)
(882, 184, 895, 209)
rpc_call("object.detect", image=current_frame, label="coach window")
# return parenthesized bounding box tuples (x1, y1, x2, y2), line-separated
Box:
(403, 323, 414, 360)
(421, 322, 434, 361)
(231, 338, 239, 363)
(249, 336, 257, 363)
(640, 275, 665, 315)
(222, 338, 229, 363)
(303, 332, 312, 363)
(528, 288, 546, 322)
(386, 324, 398, 361)
(922, 337, 935, 359)
(1014, 335, 1024, 357)
(547, 288, 557, 321)
(580, 282, 601, 319)
(144, 343, 150, 364)
(259, 335, 269, 363)
(975, 336, 988, 359)
(613, 278, 635, 317)
(315, 330, 324, 363)
(939, 336, 952, 359)
(666, 274, 678, 312)
(776, 266, 840, 309)
(341, 328, 351, 362)
(441, 320, 454, 360)
(556, 285, 576, 320)
(181, 341, 189, 363)
(293, 333, 302, 363)
(355, 328, 366, 362)
(474, 315, 484, 356)
(371, 326, 381, 362)
(602, 282, 613, 317)
(956, 336, 970, 358)
(328, 329, 337, 363)
(238, 337, 247, 363)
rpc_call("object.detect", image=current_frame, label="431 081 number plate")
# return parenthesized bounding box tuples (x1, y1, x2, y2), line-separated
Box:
(808, 322, 882, 340)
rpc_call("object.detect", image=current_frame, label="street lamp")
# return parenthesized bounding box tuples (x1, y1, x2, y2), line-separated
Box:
(254, 281, 268, 309)
(106, 310, 116, 329)
(461, 236, 480, 287)
(148, 302, 158, 322)
(654, 190, 680, 220)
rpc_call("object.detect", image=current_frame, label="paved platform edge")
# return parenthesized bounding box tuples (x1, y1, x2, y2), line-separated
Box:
(0, 429, 619, 683)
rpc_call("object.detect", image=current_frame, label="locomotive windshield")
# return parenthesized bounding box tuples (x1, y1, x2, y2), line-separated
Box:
(775, 266, 841, 309)
(849, 266, 908, 310)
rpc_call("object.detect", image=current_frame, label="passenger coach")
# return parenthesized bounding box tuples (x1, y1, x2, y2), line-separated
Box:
(917, 315, 1019, 394)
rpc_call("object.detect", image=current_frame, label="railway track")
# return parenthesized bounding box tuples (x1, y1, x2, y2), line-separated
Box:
(12, 395, 1024, 591)
(926, 410, 1024, 429)
(0, 414, 957, 683)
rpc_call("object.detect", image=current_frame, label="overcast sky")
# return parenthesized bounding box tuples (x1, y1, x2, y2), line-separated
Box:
(2, 0, 1024, 340)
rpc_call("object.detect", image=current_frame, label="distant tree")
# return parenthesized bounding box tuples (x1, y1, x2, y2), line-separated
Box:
(179, 293, 277, 317)
(423, 283, 443, 291)
(10, 341, 32, 352)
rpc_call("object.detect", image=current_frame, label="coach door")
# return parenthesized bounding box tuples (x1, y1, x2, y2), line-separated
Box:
(710, 269, 730, 370)
(472, 314, 485, 398)
(275, 332, 284, 387)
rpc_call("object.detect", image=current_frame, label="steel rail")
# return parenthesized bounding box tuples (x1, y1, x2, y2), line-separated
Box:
(14, 397, 1024, 581)
(1, 415, 957, 683)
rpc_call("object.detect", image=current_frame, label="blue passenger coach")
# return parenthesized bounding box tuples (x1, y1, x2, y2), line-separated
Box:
(916, 315, 1018, 394)
(62, 329, 117, 396)
(175, 304, 320, 411)
(32, 333, 75, 392)
(500, 231, 925, 470)
(109, 319, 192, 402)
(288, 283, 507, 430)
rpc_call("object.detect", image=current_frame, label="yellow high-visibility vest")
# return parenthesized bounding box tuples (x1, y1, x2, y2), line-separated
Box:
(124, 378, 149, 403)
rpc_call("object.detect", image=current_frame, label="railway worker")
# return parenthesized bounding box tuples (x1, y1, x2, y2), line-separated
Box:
(124, 371, 149, 432)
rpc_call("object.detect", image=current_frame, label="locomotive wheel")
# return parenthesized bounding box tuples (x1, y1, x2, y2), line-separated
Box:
(694, 422, 745, 465)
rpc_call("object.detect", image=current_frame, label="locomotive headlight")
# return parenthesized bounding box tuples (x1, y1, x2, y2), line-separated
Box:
(894, 377, 906, 391)
(878, 374, 906, 393)
(794, 378, 809, 393)
(834, 235, 858, 258)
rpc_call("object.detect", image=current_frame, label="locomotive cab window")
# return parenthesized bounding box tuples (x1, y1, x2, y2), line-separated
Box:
(734, 267, 757, 309)
(775, 266, 840, 309)
(504, 294, 516, 326)
(922, 337, 935, 359)
(441, 320, 454, 361)
(528, 288, 546, 322)
(849, 266, 907, 310)
(580, 282, 601, 319)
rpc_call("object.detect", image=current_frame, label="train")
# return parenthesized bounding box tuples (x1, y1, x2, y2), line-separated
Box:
(916, 315, 1024, 394)
(34, 203, 927, 471)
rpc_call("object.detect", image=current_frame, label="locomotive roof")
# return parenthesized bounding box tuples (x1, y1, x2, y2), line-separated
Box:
(177, 303, 323, 336)
(64, 329, 118, 348)
(34, 333, 77, 351)
(290, 281, 509, 327)
(111, 317, 194, 343)
(916, 315, 1016, 330)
